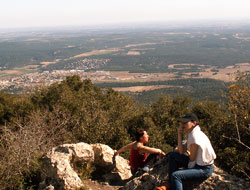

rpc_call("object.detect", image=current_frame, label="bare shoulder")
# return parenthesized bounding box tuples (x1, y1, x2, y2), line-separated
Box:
(136, 142, 145, 149)
(133, 142, 143, 149)
(129, 141, 138, 149)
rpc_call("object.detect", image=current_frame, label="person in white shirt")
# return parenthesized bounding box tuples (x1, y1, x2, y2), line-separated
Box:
(156, 113, 216, 190)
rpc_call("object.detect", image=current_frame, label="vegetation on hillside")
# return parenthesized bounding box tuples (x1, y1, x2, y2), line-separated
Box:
(0, 74, 249, 189)
(97, 78, 229, 104)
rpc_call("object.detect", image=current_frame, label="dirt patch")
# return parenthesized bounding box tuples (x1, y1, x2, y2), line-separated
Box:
(22, 65, 40, 69)
(164, 32, 191, 35)
(40, 61, 57, 67)
(127, 51, 140, 55)
(95, 71, 176, 83)
(168, 63, 197, 69)
(113, 85, 176, 92)
(83, 180, 122, 190)
(125, 42, 158, 48)
(3, 70, 24, 75)
(73, 48, 120, 58)
(236, 62, 250, 66)
(131, 48, 156, 51)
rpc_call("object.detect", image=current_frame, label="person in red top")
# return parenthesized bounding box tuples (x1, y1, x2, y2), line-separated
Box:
(115, 129, 166, 174)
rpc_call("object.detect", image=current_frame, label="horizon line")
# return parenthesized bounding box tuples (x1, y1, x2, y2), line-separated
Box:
(1, 17, 250, 31)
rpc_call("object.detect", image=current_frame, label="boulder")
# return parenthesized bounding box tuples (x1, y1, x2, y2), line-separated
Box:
(92, 143, 115, 167)
(39, 143, 132, 190)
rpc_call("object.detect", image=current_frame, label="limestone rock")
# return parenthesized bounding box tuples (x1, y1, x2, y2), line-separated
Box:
(39, 142, 94, 190)
(92, 143, 115, 167)
(39, 143, 132, 190)
(113, 153, 132, 181)
(91, 143, 132, 183)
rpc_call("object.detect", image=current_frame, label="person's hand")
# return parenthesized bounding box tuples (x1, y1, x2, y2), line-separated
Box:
(160, 150, 166, 156)
(174, 147, 179, 152)
(157, 149, 165, 157)
(114, 150, 119, 156)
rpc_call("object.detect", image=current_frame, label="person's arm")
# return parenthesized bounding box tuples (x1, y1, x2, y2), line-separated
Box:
(187, 143, 199, 168)
(189, 143, 198, 161)
(177, 126, 187, 154)
(114, 142, 135, 155)
(138, 145, 166, 156)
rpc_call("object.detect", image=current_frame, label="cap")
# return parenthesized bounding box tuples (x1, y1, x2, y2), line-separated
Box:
(178, 113, 199, 123)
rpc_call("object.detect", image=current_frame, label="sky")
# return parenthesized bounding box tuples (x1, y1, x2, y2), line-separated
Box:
(1, 0, 250, 29)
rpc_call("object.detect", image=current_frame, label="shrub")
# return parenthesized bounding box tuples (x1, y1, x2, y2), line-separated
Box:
(0, 107, 71, 189)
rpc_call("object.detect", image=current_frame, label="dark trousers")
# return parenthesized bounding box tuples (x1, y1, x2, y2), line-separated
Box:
(131, 153, 159, 175)
(144, 153, 158, 166)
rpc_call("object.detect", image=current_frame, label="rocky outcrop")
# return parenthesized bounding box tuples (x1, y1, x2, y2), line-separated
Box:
(39, 143, 250, 190)
(39, 143, 132, 190)
(121, 156, 250, 190)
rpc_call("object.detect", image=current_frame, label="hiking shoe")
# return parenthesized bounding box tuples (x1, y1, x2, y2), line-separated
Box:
(142, 165, 150, 172)
(155, 184, 171, 190)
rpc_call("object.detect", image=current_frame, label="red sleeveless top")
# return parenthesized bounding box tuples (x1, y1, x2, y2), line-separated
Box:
(129, 148, 147, 169)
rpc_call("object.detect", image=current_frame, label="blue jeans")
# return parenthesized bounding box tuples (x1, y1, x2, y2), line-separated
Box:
(168, 152, 213, 190)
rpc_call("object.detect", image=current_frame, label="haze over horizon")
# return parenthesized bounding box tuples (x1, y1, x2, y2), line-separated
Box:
(1, 0, 250, 29)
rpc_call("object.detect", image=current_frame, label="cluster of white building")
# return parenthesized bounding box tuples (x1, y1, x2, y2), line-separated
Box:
(0, 70, 113, 93)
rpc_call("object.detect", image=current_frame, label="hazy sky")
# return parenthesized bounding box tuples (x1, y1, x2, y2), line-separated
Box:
(1, 0, 250, 28)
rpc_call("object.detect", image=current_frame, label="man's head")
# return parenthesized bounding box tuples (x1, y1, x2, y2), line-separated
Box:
(178, 113, 199, 132)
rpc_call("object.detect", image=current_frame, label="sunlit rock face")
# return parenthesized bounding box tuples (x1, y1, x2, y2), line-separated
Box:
(39, 143, 132, 190)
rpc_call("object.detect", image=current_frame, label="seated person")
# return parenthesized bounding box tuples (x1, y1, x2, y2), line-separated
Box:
(115, 129, 165, 174)
(156, 113, 216, 190)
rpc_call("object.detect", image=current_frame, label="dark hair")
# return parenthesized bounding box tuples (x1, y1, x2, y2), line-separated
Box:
(192, 120, 199, 126)
(135, 129, 145, 142)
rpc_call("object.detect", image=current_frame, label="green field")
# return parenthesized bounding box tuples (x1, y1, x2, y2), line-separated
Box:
(0, 72, 9, 77)
(16, 69, 39, 73)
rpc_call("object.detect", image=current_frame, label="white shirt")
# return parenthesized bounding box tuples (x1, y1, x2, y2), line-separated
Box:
(187, 125, 216, 168)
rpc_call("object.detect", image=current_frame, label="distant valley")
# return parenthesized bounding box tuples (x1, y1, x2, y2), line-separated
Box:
(1, 22, 250, 101)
